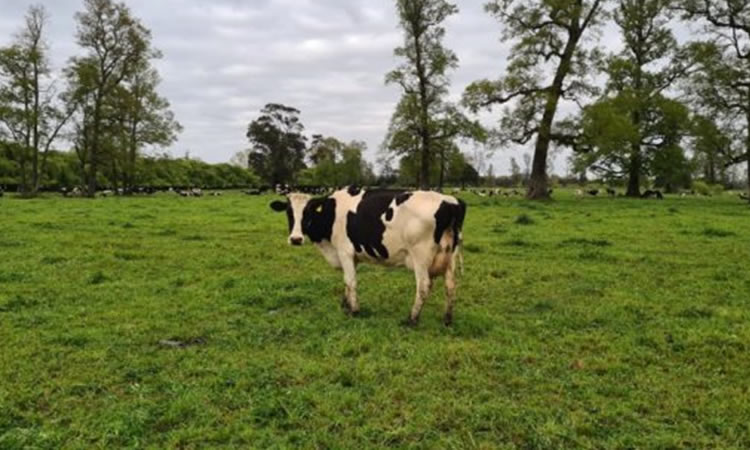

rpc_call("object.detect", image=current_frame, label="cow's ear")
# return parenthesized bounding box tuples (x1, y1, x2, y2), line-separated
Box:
(269, 200, 288, 212)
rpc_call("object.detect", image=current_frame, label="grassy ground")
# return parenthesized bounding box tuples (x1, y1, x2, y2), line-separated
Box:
(1, 190, 749, 449)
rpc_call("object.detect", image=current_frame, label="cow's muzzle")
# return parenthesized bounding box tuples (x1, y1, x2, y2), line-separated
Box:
(290, 237, 304, 246)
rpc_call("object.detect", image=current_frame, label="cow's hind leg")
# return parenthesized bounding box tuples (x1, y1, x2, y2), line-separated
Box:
(406, 264, 431, 326)
(340, 255, 360, 316)
(443, 262, 457, 326)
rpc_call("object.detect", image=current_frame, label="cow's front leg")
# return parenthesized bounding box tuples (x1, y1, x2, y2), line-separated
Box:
(340, 254, 359, 316)
(406, 264, 431, 326)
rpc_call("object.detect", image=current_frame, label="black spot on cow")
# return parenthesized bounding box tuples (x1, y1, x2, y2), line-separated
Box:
(347, 185, 362, 196)
(346, 189, 406, 260)
(433, 199, 466, 251)
(301, 197, 336, 243)
(385, 208, 394, 222)
(395, 192, 412, 206)
(270, 200, 294, 232)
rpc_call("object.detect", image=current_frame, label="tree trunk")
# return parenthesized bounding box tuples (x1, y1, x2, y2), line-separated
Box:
(111, 158, 119, 194)
(88, 96, 103, 197)
(626, 149, 641, 197)
(746, 106, 750, 201)
(527, 130, 551, 199)
(438, 147, 445, 191)
(527, 46, 577, 199)
(707, 150, 716, 185)
(411, 16, 431, 190)
(420, 130, 430, 190)
(31, 64, 41, 195)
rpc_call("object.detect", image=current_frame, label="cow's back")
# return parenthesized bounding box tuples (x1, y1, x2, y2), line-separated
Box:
(327, 188, 463, 267)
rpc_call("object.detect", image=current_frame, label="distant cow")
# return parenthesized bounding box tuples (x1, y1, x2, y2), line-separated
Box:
(270, 186, 466, 326)
(587, 189, 599, 196)
(739, 193, 749, 201)
(641, 190, 663, 200)
(606, 188, 616, 197)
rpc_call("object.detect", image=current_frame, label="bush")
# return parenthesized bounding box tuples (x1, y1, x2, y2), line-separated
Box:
(692, 181, 724, 196)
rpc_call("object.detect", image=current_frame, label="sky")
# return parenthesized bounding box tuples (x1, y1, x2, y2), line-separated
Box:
(0, 0, 623, 175)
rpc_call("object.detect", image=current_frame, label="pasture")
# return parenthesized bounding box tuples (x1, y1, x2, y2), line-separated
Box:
(1, 191, 749, 448)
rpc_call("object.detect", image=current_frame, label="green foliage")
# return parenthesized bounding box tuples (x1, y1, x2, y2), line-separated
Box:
(1, 192, 750, 447)
(246, 103, 307, 186)
(0, 148, 258, 190)
(395, 145, 478, 187)
(689, 115, 732, 185)
(298, 136, 375, 186)
(691, 180, 724, 197)
(574, 0, 694, 194)
(578, 94, 693, 191)
(652, 143, 693, 193)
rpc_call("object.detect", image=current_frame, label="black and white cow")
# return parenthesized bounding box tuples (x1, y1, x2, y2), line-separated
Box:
(270, 186, 466, 326)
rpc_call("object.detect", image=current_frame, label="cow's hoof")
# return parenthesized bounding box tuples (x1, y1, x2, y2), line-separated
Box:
(443, 313, 453, 327)
(402, 317, 418, 328)
(349, 309, 360, 318)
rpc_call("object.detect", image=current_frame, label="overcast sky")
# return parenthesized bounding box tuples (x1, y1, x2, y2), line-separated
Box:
(0, 0, 627, 175)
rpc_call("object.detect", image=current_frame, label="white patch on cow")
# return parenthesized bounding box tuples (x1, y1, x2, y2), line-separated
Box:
(317, 240, 341, 268)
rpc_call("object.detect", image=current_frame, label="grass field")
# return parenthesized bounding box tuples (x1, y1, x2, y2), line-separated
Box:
(1, 190, 749, 448)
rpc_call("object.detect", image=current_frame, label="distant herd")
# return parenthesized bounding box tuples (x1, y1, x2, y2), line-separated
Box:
(0, 183, 747, 202)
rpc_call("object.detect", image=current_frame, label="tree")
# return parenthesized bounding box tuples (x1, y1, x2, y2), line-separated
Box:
(300, 136, 374, 187)
(0, 5, 72, 195)
(64, 0, 153, 196)
(464, 0, 606, 199)
(246, 103, 307, 186)
(576, 93, 692, 190)
(652, 140, 692, 192)
(572, 0, 695, 195)
(385, 0, 483, 190)
(689, 114, 731, 185)
(679, 1, 750, 199)
(115, 55, 181, 193)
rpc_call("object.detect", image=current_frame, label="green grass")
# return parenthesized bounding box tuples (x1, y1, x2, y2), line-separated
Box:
(1, 190, 749, 448)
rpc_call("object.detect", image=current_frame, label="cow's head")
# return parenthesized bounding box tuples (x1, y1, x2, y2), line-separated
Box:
(270, 193, 336, 246)
(270, 193, 311, 246)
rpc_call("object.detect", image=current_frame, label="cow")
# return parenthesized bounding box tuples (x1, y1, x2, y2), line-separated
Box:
(587, 189, 599, 196)
(270, 186, 466, 326)
(606, 188, 616, 197)
(641, 189, 663, 199)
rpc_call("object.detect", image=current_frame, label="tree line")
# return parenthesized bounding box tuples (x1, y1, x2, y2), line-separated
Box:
(235, 102, 481, 189)
(4, 0, 750, 199)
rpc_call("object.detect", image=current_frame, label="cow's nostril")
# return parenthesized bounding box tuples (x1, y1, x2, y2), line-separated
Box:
(290, 237, 303, 246)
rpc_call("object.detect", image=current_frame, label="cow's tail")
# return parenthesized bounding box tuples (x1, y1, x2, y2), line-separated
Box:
(452, 199, 466, 277)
